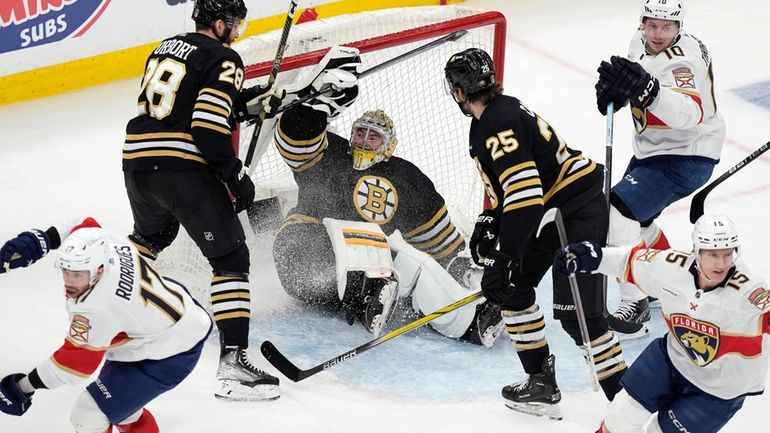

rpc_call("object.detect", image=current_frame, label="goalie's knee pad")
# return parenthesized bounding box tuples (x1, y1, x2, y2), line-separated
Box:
(389, 231, 481, 339)
(70, 391, 111, 433)
(208, 243, 250, 275)
(128, 221, 179, 260)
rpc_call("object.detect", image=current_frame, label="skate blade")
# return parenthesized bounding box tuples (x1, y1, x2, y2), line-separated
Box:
(504, 400, 563, 421)
(215, 380, 280, 402)
(614, 324, 650, 341)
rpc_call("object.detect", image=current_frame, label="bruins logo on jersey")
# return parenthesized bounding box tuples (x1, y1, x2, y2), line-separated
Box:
(354, 175, 398, 224)
(670, 313, 719, 366)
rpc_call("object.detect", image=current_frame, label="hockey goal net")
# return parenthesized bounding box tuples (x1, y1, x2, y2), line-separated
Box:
(154, 6, 507, 306)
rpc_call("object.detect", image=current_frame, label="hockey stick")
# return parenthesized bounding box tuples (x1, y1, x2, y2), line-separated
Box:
(689, 141, 770, 223)
(261, 289, 484, 382)
(537, 208, 600, 391)
(243, 0, 299, 168)
(602, 103, 614, 318)
(268, 29, 469, 117)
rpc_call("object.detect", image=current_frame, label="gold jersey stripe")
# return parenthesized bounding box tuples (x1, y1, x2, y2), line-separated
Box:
(277, 121, 327, 147)
(503, 197, 544, 213)
(199, 87, 232, 106)
(403, 205, 448, 238)
(125, 132, 194, 142)
(412, 223, 456, 250)
(431, 235, 465, 260)
(194, 102, 230, 117)
(276, 135, 329, 162)
(122, 149, 207, 164)
(292, 149, 326, 173)
(191, 120, 231, 135)
(498, 160, 537, 185)
(503, 177, 542, 196)
(543, 161, 596, 201)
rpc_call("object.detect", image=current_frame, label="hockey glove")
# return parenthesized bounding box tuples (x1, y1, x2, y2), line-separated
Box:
(552, 241, 603, 279)
(480, 250, 520, 305)
(233, 85, 287, 123)
(222, 160, 255, 213)
(0, 374, 34, 416)
(595, 61, 627, 116)
(607, 56, 660, 110)
(0, 229, 51, 273)
(469, 209, 500, 266)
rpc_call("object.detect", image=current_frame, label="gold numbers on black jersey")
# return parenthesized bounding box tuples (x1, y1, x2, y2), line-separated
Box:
(485, 129, 519, 160)
(140, 58, 186, 120)
(535, 116, 570, 164)
(138, 257, 185, 323)
(218, 60, 244, 90)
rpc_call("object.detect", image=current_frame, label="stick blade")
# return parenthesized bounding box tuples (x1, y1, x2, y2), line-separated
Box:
(260, 341, 304, 382)
(689, 190, 707, 224)
(536, 208, 559, 238)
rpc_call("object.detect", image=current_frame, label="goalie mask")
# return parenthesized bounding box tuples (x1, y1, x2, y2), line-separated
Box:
(350, 110, 397, 170)
(57, 227, 112, 288)
(192, 0, 248, 42)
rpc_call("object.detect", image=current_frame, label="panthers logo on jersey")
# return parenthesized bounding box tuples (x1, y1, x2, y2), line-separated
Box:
(354, 175, 398, 224)
(632, 106, 648, 133)
(670, 313, 720, 367)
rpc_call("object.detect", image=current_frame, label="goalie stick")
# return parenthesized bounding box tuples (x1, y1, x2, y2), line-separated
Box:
(243, 0, 299, 168)
(261, 289, 483, 382)
(688, 141, 770, 223)
(266, 29, 469, 117)
(537, 208, 600, 391)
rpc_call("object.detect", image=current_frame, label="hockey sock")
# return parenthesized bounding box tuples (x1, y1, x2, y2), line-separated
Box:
(210, 274, 251, 348)
(502, 304, 550, 374)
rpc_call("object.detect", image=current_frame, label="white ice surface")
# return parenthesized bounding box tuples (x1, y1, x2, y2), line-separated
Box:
(1, 0, 770, 432)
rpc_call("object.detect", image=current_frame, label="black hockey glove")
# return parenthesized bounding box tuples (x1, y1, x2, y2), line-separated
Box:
(605, 55, 660, 110)
(480, 250, 520, 305)
(0, 374, 34, 416)
(595, 61, 627, 116)
(0, 229, 51, 273)
(552, 241, 603, 279)
(233, 85, 286, 123)
(222, 160, 255, 213)
(469, 209, 500, 266)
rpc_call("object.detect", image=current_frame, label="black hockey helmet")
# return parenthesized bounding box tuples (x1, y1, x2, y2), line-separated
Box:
(444, 48, 496, 96)
(192, 0, 247, 30)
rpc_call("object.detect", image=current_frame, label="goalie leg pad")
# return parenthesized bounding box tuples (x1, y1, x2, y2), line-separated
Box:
(389, 231, 481, 339)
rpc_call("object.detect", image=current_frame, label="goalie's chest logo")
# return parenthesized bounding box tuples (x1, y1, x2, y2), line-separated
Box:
(670, 313, 720, 367)
(353, 175, 398, 225)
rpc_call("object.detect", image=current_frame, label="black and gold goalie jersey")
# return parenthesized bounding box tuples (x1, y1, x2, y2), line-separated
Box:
(123, 33, 244, 176)
(470, 95, 604, 260)
(275, 104, 465, 264)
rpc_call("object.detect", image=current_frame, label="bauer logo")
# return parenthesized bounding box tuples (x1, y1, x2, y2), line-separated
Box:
(0, 0, 112, 54)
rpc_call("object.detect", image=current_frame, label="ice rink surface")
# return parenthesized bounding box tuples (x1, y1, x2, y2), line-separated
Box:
(1, 0, 769, 432)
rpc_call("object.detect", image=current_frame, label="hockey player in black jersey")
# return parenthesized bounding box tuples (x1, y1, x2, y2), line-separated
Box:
(270, 47, 504, 346)
(121, 0, 282, 402)
(444, 48, 627, 419)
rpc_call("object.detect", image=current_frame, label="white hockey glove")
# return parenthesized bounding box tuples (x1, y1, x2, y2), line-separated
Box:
(286, 46, 362, 118)
(234, 85, 287, 123)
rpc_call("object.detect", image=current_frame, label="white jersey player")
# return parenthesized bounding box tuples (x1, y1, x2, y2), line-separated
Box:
(595, 0, 726, 338)
(554, 215, 769, 433)
(0, 218, 212, 433)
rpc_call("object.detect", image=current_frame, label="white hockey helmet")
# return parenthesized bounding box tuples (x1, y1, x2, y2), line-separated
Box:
(350, 109, 398, 170)
(691, 215, 740, 254)
(57, 224, 111, 287)
(641, 0, 685, 27)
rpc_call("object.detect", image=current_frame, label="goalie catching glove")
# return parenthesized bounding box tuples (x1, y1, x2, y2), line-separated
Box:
(233, 84, 286, 123)
(286, 46, 363, 119)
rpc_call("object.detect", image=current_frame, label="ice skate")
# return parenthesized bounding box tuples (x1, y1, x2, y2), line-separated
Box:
(502, 354, 563, 421)
(607, 298, 650, 340)
(215, 346, 280, 401)
(343, 276, 399, 337)
(462, 301, 505, 348)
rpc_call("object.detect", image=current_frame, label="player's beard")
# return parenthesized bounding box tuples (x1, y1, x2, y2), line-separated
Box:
(458, 100, 473, 117)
